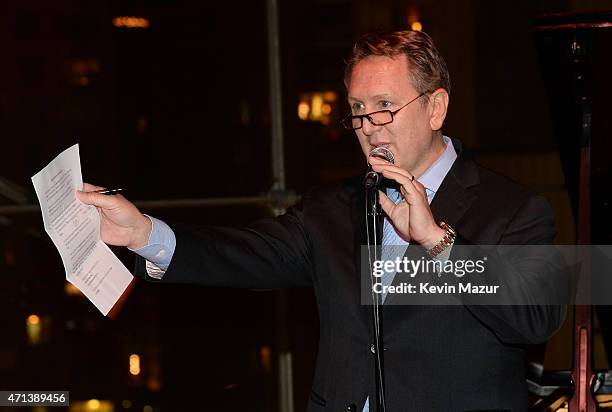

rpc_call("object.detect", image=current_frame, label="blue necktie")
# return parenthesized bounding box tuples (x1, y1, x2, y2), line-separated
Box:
(380, 189, 409, 303)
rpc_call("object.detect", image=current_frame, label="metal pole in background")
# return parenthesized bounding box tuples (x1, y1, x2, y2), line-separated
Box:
(266, 0, 294, 412)
(1, 1, 296, 408)
(267, 0, 286, 195)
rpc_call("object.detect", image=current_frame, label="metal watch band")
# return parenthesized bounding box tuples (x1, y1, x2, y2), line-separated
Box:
(426, 221, 457, 258)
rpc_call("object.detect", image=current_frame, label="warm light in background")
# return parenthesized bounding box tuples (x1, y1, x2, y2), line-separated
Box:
(112, 16, 150, 29)
(297, 91, 337, 124)
(411, 21, 423, 31)
(27, 314, 40, 325)
(260, 345, 271, 371)
(69, 399, 113, 412)
(407, 5, 422, 31)
(298, 102, 310, 120)
(310, 94, 323, 120)
(69, 59, 99, 87)
(65, 282, 81, 296)
(143, 405, 153, 412)
(129, 354, 141, 376)
(122, 400, 132, 409)
(323, 91, 337, 102)
(86, 399, 100, 410)
(26, 314, 41, 345)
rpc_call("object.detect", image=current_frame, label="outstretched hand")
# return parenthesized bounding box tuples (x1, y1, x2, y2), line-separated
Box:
(75, 183, 152, 249)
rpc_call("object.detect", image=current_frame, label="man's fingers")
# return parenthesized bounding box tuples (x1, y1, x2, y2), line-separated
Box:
(377, 190, 396, 216)
(371, 162, 413, 181)
(410, 179, 428, 197)
(379, 169, 420, 197)
(78, 182, 118, 208)
(75, 189, 119, 209)
(368, 156, 392, 165)
(82, 182, 106, 192)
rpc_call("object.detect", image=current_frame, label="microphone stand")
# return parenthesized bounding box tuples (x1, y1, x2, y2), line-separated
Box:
(364, 174, 387, 412)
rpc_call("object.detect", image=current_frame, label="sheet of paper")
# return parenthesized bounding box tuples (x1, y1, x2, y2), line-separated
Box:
(31, 144, 133, 316)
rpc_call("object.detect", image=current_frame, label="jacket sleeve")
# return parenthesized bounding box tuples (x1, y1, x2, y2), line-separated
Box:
(133, 199, 315, 289)
(454, 195, 569, 344)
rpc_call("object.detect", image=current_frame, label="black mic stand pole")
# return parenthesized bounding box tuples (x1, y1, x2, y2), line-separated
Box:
(365, 178, 387, 412)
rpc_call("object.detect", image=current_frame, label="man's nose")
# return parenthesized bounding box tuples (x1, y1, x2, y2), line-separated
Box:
(361, 116, 381, 135)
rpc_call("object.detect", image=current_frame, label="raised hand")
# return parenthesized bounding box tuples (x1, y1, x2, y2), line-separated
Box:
(369, 156, 444, 249)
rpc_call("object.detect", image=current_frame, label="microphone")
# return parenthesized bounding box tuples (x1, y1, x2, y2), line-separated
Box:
(363, 146, 395, 189)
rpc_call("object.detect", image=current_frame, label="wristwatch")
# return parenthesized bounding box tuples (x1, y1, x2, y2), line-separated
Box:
(426, 221, 457, 258)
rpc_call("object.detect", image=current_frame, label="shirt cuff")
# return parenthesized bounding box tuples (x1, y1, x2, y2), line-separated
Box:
(129, 215, 177, 277)
(433, 242, 454, 263)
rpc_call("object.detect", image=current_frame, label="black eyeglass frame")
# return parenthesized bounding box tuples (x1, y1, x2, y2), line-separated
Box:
(341, 92, 425, 130)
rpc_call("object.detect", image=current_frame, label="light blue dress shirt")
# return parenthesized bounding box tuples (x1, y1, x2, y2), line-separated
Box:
(130, 215, 175, 278)
(132, 136, 458, 410)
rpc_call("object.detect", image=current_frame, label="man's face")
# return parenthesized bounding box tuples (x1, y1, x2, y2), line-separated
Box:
(347, 55, 444, 176)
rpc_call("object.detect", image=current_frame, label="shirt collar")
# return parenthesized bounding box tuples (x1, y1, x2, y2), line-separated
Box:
(417, 135, 457, 196)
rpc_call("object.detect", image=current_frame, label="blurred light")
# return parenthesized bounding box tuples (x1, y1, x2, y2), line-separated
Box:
(122, 400, 132, 409)
(147, 377, 162, 392)
(69, 59, 99, 87)
(297, 102, 310, 120)
(69, 400, 113, 412)
(65, 282, 81, 296)
(26, 314, 41, 345)
(323, 91, 337, 102)
(113, 16, 150, 29)
(27, 314, 40, 325)
(310, 93, 324, 120)
(407, 5, 420, 30)
(86, 399, 100, 410)
(298, 91, 337, 125)
(411, 21, 423, 32)
(71, 59, 99, 76)
(143, 406, 153, 412)
(260, 345, 271, 371)
(129, 354, 141, 376)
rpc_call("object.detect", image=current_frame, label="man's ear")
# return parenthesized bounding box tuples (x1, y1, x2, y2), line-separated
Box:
(428, 88, 449, 131)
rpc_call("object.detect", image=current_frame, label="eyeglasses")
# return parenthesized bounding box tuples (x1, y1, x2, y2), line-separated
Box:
(340, 93, 425, 130)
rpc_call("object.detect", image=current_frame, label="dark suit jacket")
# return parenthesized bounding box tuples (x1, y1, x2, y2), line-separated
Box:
(135, 139, 566, 411)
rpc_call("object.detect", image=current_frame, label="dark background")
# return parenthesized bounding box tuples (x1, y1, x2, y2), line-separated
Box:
(0, 0, 610, 411)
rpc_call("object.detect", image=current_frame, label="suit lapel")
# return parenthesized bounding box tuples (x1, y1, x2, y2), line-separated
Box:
(429, 155, 479, 229)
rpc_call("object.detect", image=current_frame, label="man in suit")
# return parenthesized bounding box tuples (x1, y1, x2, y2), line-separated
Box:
(77, 30, 566, 411)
